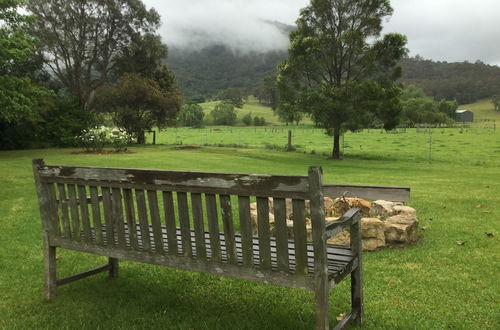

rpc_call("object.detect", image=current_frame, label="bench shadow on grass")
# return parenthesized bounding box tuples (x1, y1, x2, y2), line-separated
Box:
(43, 264, 352, 329)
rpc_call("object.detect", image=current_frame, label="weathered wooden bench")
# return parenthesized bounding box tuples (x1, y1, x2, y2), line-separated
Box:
(32, 158, 409, 329)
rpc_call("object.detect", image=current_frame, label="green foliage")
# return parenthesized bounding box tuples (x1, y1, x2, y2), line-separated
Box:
(92, 72, 181, 143)
(0, 0, 49, 125)
(492, 95, 500, 111)
(179, 103, 205, 127)
(40, 96, 96, 146)
(437, 99, 458, 118)
(242, 112, 252, 126)
(168, 45, 287, 100)
(254, 74, 278, 109)
(278, 0, 407, 158)
(253, 116, 266, 126)
(211, 102, 236, 126)
(400, 56, 500, 104)
(399, 85, 457, 125)
(217, 87, 246, 108)
(27, 0, 162, 107)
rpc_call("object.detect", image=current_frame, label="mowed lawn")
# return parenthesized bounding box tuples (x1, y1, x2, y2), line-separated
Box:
(0, 130, 499, 329)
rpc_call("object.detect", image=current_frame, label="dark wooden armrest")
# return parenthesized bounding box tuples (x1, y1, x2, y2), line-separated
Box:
(325, 208, 362, 240)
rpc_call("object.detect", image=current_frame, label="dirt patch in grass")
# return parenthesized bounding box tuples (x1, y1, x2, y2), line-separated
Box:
(172, 145, 202, 150)
(71, 150, 135, 155)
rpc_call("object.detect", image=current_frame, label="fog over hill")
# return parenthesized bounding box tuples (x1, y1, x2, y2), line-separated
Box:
(144, 0, 500, 65)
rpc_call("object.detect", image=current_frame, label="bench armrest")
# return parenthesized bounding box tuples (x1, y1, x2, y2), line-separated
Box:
(325, 208, 362, 240)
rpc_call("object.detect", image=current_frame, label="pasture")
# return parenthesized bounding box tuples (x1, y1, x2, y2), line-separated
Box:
(0, 126, 498, 329)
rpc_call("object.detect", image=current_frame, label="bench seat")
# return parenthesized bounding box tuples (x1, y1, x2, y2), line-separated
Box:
(65, 224, 357, 284)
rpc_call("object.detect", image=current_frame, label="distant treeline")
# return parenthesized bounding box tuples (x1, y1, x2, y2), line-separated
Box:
(400, 57, 500, 104)
(168, 46, 500, 105)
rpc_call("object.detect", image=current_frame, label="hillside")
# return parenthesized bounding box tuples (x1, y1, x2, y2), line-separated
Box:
(400, 57, 500, 104)
(167, 44, 500, 105)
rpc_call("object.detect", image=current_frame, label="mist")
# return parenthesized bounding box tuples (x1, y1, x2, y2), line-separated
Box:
(143, 0, 305, 53)
(143, 0, 500, 65)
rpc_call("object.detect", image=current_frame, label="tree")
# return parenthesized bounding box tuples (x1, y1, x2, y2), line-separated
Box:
(242, 112, 252, 126)
(278, 0, 407, 159)
(179, 103, 204, 127)
(27, 0, 161, 108)
(217, 88, 246, 108)
(0, 0, 47, 124)
(92, 73, 181, 143)
(211, 102, 236, 125)
(492, 95, 500, 111)
(437, 99, 458, 118)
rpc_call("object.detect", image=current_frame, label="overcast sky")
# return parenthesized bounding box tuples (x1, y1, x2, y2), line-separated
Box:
(143, 0, 500, 65)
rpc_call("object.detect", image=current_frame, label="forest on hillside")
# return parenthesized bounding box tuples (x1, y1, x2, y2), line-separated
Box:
(167, 46, 500, 105)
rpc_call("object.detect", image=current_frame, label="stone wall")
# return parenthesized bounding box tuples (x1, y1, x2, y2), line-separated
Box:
(250, 197, 420, 252)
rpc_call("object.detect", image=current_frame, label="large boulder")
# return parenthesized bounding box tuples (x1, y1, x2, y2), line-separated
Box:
(384, 214, 419, 244)
(370, 200, 397, 219)
(326, 217, 385, 251)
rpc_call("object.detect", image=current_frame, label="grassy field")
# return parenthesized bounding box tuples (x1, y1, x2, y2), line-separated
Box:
(461, 99, 500, 122)
(200, 97, 314, 125)
(0, 126, 499, 329)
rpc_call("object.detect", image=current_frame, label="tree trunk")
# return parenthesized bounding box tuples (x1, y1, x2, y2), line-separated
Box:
(137, 130, 146, 144)
(331, 127, 341, 159)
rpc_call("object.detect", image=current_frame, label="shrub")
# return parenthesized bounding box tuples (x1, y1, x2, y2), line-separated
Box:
(211, 102, 236, 125)
(76, 126, 131, 152)
(254, 116, 266, 126)
(242, 112, 252, 126)
(109, 128, 132, 151)
(179, 103, 205, 127)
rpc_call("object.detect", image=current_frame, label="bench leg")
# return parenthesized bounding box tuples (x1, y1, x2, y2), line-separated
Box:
(314, 279, 330, 330)
(108, 258, 119, 278)
(44, 243, 57, 301)
(351, 263, 364, 325)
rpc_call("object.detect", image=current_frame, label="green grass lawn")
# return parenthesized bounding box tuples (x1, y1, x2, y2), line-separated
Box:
(1, 127, 499, 329)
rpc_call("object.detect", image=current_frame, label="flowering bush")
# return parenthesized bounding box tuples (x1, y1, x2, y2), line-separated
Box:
(109, 128, 131, 151)
(76, 126, 131, 152)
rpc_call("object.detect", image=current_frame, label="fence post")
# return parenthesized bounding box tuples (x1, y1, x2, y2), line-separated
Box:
(287, 130, 292, 151)
(429, 135, 432, 162)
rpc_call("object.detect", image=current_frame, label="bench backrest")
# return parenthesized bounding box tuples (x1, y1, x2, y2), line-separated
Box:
(33, 159, 328, 282)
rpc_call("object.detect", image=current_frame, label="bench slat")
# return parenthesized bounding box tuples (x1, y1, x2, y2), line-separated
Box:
(101, 187, 115, 246)
(67, 184, 81, 241)
(292, 199, 308, 275)
(220, 194, 236, 264)
(38, 166, 310, 199)
(89, 186, 103, 245)
(237, 196, 253, 266)
(112, 188, 127, 249)
(147, 190, 164, 254)
(57, 184, 71, 238)
(123, 189, 138, 250)
(257, 197, 271, 269)
(162, 191, 178, 255)
(135, 190, 151, 251)
(45, 183, 61, 236)
(77, 185, 92, 242)
(273, 198, 289, 272)
(177, 192, 192, 258)
(205, 194, 221, 262)
(191, 193, 207, 260)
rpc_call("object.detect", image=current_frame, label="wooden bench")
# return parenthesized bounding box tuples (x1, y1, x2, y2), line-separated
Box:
(32, 158, 409, 329)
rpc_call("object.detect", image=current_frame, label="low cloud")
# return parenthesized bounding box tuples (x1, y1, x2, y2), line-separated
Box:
(143, 0, 500, 65)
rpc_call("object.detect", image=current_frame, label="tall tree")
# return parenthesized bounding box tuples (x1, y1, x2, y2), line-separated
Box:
(0, 0, 49, 139)
(26, 0, 161, 108)
(278, 0, 407, 159)
(92, 72, 181, 144)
